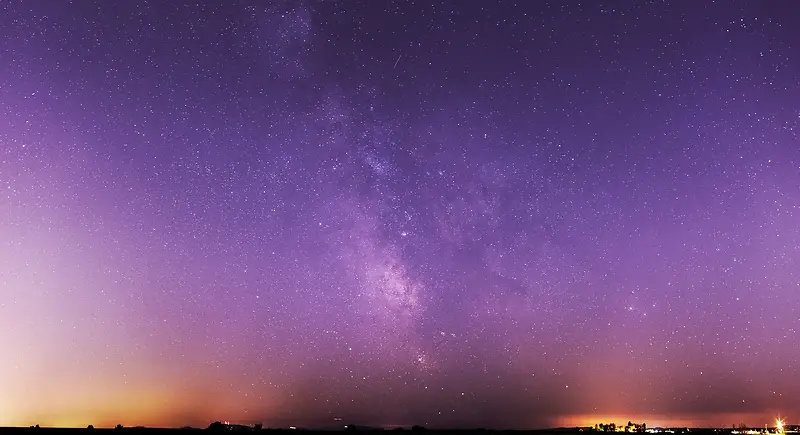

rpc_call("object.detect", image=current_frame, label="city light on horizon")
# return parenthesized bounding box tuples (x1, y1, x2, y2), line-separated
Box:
(559, 413, 796, 431)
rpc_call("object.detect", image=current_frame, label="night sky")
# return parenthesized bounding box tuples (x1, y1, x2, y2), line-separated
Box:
(2, 0, 800, 430)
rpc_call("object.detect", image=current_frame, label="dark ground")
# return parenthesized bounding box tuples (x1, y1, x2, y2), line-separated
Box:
(0, 429, 735, 435)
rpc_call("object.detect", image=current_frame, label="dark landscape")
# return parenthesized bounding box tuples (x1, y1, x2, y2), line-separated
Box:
(0, 429, 749, 434)
(2, 425, 797, 435)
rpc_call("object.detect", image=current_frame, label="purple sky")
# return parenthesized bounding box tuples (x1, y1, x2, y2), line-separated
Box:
(2, 0, 800, 429)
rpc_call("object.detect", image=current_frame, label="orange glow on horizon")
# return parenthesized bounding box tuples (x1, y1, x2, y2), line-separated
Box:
(556, 412, 787, 429)
(1, 378, 279, 429)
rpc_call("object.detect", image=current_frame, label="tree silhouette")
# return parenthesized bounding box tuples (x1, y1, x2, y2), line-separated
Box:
(254, 423, 263, 431)
(208, 422, 225, 431)
(87, 425, 94, 430)
(116, 425, 124, 430)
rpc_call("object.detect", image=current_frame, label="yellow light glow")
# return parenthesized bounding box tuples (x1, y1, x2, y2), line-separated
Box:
(776, 418, 784, 434)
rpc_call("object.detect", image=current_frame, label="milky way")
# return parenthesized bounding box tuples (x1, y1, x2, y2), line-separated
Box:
(2, 0, 800, 430)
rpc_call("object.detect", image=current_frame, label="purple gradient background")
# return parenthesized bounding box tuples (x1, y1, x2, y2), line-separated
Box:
(2, 0, 800, 429)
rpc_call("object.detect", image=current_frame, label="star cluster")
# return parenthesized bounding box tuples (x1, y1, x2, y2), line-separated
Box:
(2, 0, 800, 430)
